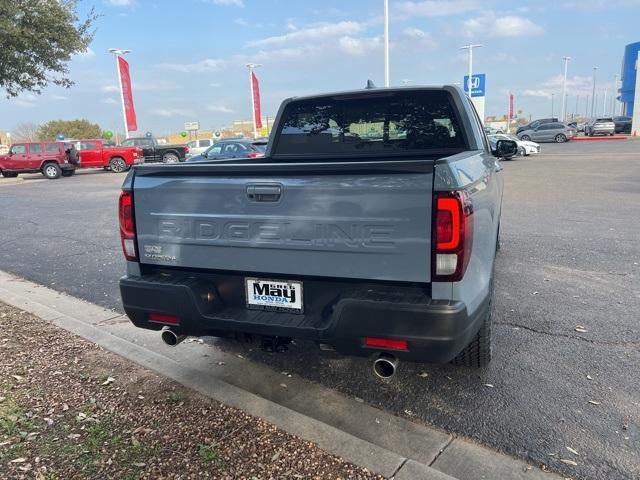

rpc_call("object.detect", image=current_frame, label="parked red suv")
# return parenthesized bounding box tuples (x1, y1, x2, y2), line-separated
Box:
(0, 142, 76, 179)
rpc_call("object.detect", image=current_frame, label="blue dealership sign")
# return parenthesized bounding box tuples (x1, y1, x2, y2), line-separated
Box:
(463, 73, 486, 97)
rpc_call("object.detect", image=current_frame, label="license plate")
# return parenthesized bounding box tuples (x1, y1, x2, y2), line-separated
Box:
(245, 278, 303, 313)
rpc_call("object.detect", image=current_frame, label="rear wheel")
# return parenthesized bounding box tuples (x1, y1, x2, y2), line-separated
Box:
(109, 157, 128, 173)
(451, 279, 493, 367)
(555, 134, 567, 143)
(520, 135, 531, 141)
(42, 163, 61, 179)
(162, 152, 180, 163)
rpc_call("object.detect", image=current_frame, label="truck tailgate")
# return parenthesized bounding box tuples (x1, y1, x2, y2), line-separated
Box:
(132, 161, 433, 283)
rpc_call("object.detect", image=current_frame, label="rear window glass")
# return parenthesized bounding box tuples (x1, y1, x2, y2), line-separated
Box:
(273, 90, 466, 157)
(596, 118, 613, 122)
(46, 143, 61, 153)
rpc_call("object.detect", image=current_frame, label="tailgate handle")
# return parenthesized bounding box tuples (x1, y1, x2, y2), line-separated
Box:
(246, 184, 282, 202)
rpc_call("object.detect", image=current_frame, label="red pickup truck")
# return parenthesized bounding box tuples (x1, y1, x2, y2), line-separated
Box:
(0, 141, 76, 179)
(75, 139, 143, 173)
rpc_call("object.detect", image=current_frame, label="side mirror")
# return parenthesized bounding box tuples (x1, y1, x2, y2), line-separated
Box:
(493, 139, 518, 159)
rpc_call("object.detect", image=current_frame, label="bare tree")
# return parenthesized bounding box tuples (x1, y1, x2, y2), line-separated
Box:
(11, 122, 40, 142)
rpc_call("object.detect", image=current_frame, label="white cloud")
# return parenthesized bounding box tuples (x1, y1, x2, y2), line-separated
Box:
(157, 58, 226, 73)
(235, 46, 313, 63)
(211, 0, 244, 7)
(209, 83, 222, 88)
(235, 17, 248, 26)
(402, 27, 437, 48)
(463, 12, 544, 37)
(397, 0, 482, 17)
(13, 93, 37, 108)
(522, 89, 553, 99)
(50, 95, 69, 101)
(207, 104, 234, 113)
(102, 98, 119, 105)
(101, 85, 120, 93)
(247, 21, 363, 48)
(151, 108, 195, 117)
(338, 36, 383, 56)
(108, 0, 132, 6)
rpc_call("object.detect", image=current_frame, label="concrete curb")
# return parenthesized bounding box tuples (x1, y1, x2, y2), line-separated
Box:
(0, 270, 562, 480)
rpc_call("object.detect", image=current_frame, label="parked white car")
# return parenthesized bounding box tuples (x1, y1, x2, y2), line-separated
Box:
(186, 138, 214, 157)
(489, 134, 540, 156)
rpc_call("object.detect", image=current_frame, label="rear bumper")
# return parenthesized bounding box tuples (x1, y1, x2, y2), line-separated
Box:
(120, 270, 489, 364)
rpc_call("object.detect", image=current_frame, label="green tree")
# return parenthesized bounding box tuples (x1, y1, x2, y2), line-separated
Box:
(0, 0, 97, 97)
(38, 119, 102, 140)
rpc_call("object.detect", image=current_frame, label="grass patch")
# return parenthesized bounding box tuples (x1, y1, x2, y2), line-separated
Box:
(165, 391, 184, 404)
(198, 443, 223, 466)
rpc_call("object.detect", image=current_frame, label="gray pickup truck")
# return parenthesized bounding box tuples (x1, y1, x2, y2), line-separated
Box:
(119, 86, 517, 377)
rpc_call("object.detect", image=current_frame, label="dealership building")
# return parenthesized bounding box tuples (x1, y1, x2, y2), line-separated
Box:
(620, 41, 639, 116)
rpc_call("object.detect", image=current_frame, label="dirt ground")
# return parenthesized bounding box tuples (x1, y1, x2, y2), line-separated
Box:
(0, 302, 384, 480)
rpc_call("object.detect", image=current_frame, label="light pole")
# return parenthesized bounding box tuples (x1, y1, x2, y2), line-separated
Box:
(590, 66, 598, 117)
(246, 63, 262, 139)
(602, 88, 607, 116)
(561, 56, 571, 121)
(612, 74, 619, 116)
(108, 48, 132, 139)
(460, 44, 483, 98)
(551, 93, 555, 117)
(384, 0, 389, 87)
(575, 94, 579, 118)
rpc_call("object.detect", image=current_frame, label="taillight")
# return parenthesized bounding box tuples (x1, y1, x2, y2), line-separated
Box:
(185, 146, 190, 154)
(119, 191, 137, 261)
(247, 152, 264, 159)
(433, 191, 473, 281)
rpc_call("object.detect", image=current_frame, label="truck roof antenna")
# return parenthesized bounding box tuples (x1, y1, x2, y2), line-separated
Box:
(365, 80, 376, 89)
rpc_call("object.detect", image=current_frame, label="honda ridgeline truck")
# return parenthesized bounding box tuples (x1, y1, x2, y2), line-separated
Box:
(119, 86, 517, 377)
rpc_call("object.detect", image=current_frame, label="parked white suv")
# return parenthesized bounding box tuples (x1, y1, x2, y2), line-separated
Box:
(186, 138, 214, 157)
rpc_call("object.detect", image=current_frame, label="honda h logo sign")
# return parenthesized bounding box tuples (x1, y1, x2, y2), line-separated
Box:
(463, 73, 486, 98)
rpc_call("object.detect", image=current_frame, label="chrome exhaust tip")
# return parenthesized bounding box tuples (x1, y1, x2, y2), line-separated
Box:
(161, 327, 187, 347)
(373, 352, 398, 379)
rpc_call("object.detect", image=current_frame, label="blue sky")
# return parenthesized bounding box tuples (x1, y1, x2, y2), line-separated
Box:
(1, 0, 639, 135)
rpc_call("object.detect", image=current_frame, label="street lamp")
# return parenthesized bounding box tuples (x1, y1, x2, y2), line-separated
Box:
(551, 93, 555, 118)
(561, 56, 571, 121)
(108, 48, 132, 139)
(590, 66, 598, 117)
(383, 0, 389, 87)
(612, 74, 619, 116)
(602, 88, 607, 116)
(460, 44, 483, 98)
(246, 63, 262, 139)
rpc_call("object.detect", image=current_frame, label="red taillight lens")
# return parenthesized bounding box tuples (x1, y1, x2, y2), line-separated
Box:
(247, 152, 264, 159)
(364, 337, 408, 351)
(148, 313, 180, 325)
(433, 191, 473, 281)
(185, 146, 190, 154)
(119, 191, 137, 261)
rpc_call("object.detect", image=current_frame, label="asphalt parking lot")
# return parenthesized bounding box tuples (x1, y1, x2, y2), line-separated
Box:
(1, 141, 638, 480)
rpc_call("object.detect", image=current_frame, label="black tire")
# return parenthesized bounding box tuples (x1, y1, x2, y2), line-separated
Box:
(42, 163, 61, 179)
(62, 169, 75, 177)
(555, 134, 567, 143)
(451, 310, 492, 367)
(520, 135, 531, 141)
(1, 170, 19, 178)
(451, 277, 494, 367)
(610, 133, 614, 136)
(162, 152, 180, 163)
(109, 157, 128, 173)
